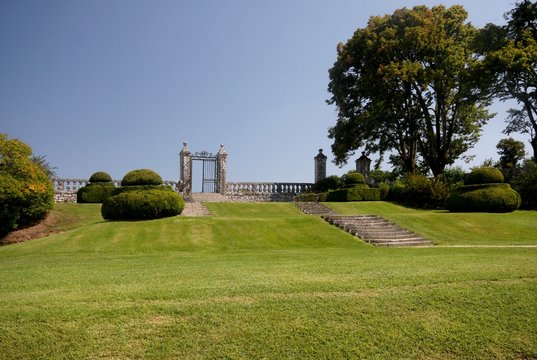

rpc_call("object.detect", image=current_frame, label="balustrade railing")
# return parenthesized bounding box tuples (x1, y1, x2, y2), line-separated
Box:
(52, 178, 180, 194)
(226, 182, 312, 195)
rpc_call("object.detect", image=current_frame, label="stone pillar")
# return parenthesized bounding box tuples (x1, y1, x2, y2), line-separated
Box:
(179, 142, 192, 198)
(355, 152, 372, 182)
(314, 149, 327, 183)
(216, 144, 228, 195)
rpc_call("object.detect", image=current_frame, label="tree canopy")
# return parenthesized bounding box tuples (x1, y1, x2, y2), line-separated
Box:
(328, 5, 493, 177)
(481, 0, 537, 161)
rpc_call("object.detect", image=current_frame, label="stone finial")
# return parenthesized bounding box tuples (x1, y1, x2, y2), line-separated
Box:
(182, 142, 189, 151)
(217, 144, 227, 155)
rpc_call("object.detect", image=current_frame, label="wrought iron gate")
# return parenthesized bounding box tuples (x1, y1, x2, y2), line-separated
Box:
(192, 151, 218, 193)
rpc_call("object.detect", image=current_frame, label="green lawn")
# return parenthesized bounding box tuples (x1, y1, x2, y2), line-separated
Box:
(327, 201, 537, 245)
(0, 202, 536, 359)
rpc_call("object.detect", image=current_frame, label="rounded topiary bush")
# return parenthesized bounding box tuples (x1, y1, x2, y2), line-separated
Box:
(77, 171, 115, 203)
(89, 171, 113, 183)
(464, 167, 504, 185)
(101, 187, 184, 220)
(446, 167, 520, 212)
(445, 183, 521, 212)
(121, 169, 163, 186)
(344, 172, 366, 188)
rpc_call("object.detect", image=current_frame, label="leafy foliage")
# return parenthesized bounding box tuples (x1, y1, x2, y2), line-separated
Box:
(511, 159, 537, 209)
(481, 1, 537, 160)
(121, 169, 163, 186)
(89, 171, 113, 183)
(77, 184, 115, 203)
(387, 174, 448, 209)
(310, 175, 341, 193)
(0, 134, 54, 236)
(464, 167, 505, 185)
(445, 184, 521, 212)
(343, 171, 366, 187)
(101, 187, 184, 220)
(328, 5, 493, 176)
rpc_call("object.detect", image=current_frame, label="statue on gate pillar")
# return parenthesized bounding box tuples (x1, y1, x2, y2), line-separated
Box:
(179, 142, 192, 198)
(314, 149, 327, 183)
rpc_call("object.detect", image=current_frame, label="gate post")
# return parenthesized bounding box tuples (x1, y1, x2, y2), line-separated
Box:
(216, 144, 228, 195)
(180, 142, 192, 198)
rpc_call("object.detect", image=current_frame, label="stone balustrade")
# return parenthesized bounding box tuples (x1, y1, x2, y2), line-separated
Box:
(52, 178, 311, 203)
(226, 182, 312, 195)
(52, 178, 180, 203)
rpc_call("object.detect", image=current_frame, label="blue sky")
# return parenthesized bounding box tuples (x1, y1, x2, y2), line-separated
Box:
(1, 0, 527, 186)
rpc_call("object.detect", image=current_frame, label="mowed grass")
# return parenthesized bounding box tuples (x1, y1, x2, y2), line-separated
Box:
(327, 201, 537, 245)
(0, 203, 536, 359)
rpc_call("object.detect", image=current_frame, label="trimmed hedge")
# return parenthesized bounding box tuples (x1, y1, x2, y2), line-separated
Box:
(344, 172, 366, 187)
(77, 183, 115, 203)
(89, 171, 113, 183)
(465, 167, 504, 185)
(326, 187, 380, 202)
(101, 187, 184, 220)
(121, 169, 163, 186)
(445, 183, 521, 213)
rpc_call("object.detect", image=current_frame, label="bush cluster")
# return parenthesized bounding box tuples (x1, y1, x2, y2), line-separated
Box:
(77, 171, 115, 203)
(445, 184, 521, 212)
(101, 187, 184, 220)
(387, 174, 448, 209)
(343, 172, 366, 187)
(511, 160, 537, 210)
(0, 134, 54, 236)
(310, 176, 341, 193)
(445, 167, 520, 212)
(102, 169, 184, 220)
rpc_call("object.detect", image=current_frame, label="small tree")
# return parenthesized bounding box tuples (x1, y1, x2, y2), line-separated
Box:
(496, 137, 526, 180)
(0, 134, 54, 236)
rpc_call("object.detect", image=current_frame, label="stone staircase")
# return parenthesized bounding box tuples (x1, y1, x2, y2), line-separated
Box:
(294, 202, 432, 247)
(322, 214, 432, 247)
(181, 192, 231, 217)
(294, 202, 337, 215)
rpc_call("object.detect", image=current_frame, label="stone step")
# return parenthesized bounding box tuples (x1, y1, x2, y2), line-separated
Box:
(321, 213, 432, 247)
(189, 192, 230, 203)
(294, 202, 337, 215)
(181, 202, 211, 217)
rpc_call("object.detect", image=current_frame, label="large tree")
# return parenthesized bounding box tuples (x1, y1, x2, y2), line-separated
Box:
(328, 5, 493, 177)
(482, 1, 537, 161)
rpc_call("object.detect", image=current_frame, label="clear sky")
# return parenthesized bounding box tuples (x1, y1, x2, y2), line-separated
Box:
(1, 0, 528, 187)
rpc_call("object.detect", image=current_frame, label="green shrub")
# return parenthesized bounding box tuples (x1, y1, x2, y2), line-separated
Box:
(0, 134, 54, 236)
(311, 176, 341, 193)
(326, 189, 348, 202)
(376, 182, 390, 200)
(326, 188, 380, 202)
(121, 169, 163, 186)
(511, 160, 537, 210)
(343, 172, 366, 187)
(89, 171, 113, 183)
(386, 174, 449, 209)
(295, 193, 323, 202)
(465, 167, 504, 185)
(445, 183, 521, 212)
(101, 187, 184, 220)
(77, 183, 115, 203)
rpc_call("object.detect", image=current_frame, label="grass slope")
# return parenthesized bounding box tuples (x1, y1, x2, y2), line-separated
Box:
(327, 201, 537, 245)
(0, 203, 536, 359)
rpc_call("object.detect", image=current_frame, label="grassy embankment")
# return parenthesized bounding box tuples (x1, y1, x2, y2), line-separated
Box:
(0, 202, 535, 359)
